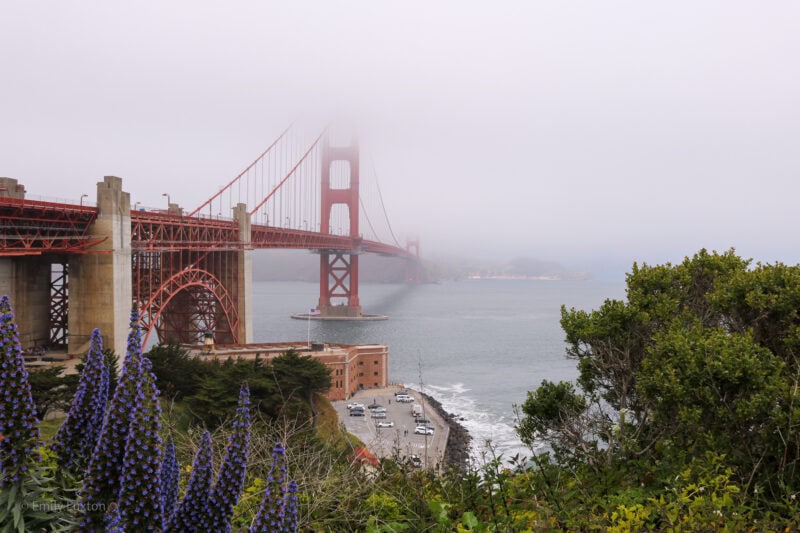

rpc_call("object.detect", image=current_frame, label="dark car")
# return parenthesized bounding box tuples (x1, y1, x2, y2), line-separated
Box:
(349, 407, 365, 416)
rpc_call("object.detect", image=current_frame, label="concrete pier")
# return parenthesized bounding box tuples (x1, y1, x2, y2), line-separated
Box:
(68, 176, 132, 357)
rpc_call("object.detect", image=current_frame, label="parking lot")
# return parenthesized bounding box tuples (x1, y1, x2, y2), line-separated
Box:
(332, 386, 450, 470)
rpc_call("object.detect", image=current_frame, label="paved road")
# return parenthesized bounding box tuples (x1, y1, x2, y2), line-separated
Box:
(332, 386, 449, 470)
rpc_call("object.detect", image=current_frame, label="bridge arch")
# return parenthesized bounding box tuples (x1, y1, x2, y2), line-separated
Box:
(139, 268, 239, 348)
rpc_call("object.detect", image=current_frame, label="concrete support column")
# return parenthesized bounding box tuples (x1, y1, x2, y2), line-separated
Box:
(68, 176, 132, 356)
(233, 203, 252, 343)
(0, 257, 50, 349)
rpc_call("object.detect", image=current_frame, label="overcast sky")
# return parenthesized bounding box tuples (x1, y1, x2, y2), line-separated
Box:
(2, 2, 798, 279)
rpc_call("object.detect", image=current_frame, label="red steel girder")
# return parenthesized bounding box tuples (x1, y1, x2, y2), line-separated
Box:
(131, 211, 242, 251)
(138, 267, 239, 347)
(0, 198, 100, 254)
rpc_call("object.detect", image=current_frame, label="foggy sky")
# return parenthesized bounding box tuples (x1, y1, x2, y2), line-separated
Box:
(2, 1, 798, 279)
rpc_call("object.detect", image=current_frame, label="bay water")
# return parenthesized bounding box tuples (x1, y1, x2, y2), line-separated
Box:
(252, 279, 625, 461)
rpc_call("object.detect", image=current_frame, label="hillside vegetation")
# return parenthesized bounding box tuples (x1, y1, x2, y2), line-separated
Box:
(5, 249, 800, 530)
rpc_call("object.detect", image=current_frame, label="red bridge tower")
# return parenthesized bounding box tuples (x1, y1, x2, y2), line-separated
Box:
(317, 136, 362, 317)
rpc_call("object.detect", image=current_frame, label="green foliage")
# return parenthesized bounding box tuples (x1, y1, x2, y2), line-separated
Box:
(0, 446, 79, 533)
(518, 380, 586, 459)
(518, 248, 800, 526)
(157, 349, 332, 428)
(27, 366, 78, 420)
(146, 343, 211, 400)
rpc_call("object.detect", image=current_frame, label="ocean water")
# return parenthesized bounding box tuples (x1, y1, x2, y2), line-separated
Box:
(252, 279, 625, 461)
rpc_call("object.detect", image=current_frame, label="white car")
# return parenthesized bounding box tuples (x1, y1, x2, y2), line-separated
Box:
(414, 425, 434, 435)
(396, 395, 414, 403)
(376, 421, 394, 428)
(371, 411, 387, 419)
(347, 402, 365, 410)
(372, 407, 387, 413)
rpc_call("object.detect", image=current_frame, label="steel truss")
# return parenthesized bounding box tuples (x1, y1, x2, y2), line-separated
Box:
(0, 198, 101, 255)
(48, 261, 69, 347)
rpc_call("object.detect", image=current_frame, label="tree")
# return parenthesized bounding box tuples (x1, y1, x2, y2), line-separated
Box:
(519, 249, 800, 507)
(270, 350, 331, 430)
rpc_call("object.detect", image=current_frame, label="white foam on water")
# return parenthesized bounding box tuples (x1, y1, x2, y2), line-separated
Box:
(408, 381, 543, 465)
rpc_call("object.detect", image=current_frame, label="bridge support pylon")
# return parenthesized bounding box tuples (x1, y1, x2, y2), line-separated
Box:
(317, 135, 362, 318)
(68, 176, 132, 357)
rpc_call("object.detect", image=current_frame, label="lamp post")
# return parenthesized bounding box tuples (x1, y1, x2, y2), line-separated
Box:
(162, 193, 171, 207)
(80, 194, 88, 206)
(285, 216, 290, 228)
(133, 201, 141, 211)
(303, 219, 308, 231)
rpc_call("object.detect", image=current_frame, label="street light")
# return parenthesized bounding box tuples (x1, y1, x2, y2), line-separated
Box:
(285, 216, 290, 228)
(303, 219, 308, 230)
(133, 201, 141, 211)
(162, 193, 171, 207)
(80, 194, 88, 206)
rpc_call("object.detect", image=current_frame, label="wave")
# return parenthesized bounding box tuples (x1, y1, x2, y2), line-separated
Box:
(407, 381, 543, 465)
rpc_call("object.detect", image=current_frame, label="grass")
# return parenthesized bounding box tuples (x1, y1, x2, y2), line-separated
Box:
(38, 416, 65, 440)
(313, 393, 364, 451)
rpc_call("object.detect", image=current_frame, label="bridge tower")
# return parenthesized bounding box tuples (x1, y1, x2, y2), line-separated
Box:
(69, 176, 132, 357)
(317, 135, 362, 317)
(405, 239, 422, 284)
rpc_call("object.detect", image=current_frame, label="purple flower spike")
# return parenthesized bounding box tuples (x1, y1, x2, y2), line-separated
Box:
(250, 441, 289, 532)
(51, 327, 109, 475)
(167, 430, 213, 533)
(160, 438, 180, 527)
(200, 384, 252, 533)
(80, 311, 144, 530)
(0, 296, 40, 488)
(117, 356, 164, 529)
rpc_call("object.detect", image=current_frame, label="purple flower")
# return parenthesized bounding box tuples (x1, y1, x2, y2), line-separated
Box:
(250, 442, 290, 532)
(167, 430, 213, 533)
(105, 503, 125, 533)
(200, 384, 252, 533)
(117, 356, 164, 529)
(51, 327, 109, 474)
(0, 296, 40, 488)
(80, 311, 144, 530)
(160, 438, 180, 527)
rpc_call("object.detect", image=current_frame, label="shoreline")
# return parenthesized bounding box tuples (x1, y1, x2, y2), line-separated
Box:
(418, 391, 472, 470)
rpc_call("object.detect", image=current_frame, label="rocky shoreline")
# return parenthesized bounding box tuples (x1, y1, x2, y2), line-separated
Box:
(419, 391, 472, 470)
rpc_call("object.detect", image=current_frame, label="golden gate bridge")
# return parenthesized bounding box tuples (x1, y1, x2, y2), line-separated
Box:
(0, 126, 422, 356)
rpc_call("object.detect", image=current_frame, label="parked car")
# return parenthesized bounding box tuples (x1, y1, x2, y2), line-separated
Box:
(414, 417, 430, 424)
(396, 395, 414, 403)
(371, 411, 387, 419)
(347, 402, 365, 410)
(414, 425, 434, 435)
(367, 403, 383, 410)
(376, 421, 394, 428)
(349, 408, 365, 417)
(372, 407, 387, 413)
(394, 389, 411, 396)
(408, 454, 422, 467)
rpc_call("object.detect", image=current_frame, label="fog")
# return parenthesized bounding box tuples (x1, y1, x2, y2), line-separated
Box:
(2, 1, 798, 279)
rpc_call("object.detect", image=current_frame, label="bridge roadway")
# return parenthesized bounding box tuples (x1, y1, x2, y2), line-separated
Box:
(332, 385, 449, 470)
(0, 175, 420, 357)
